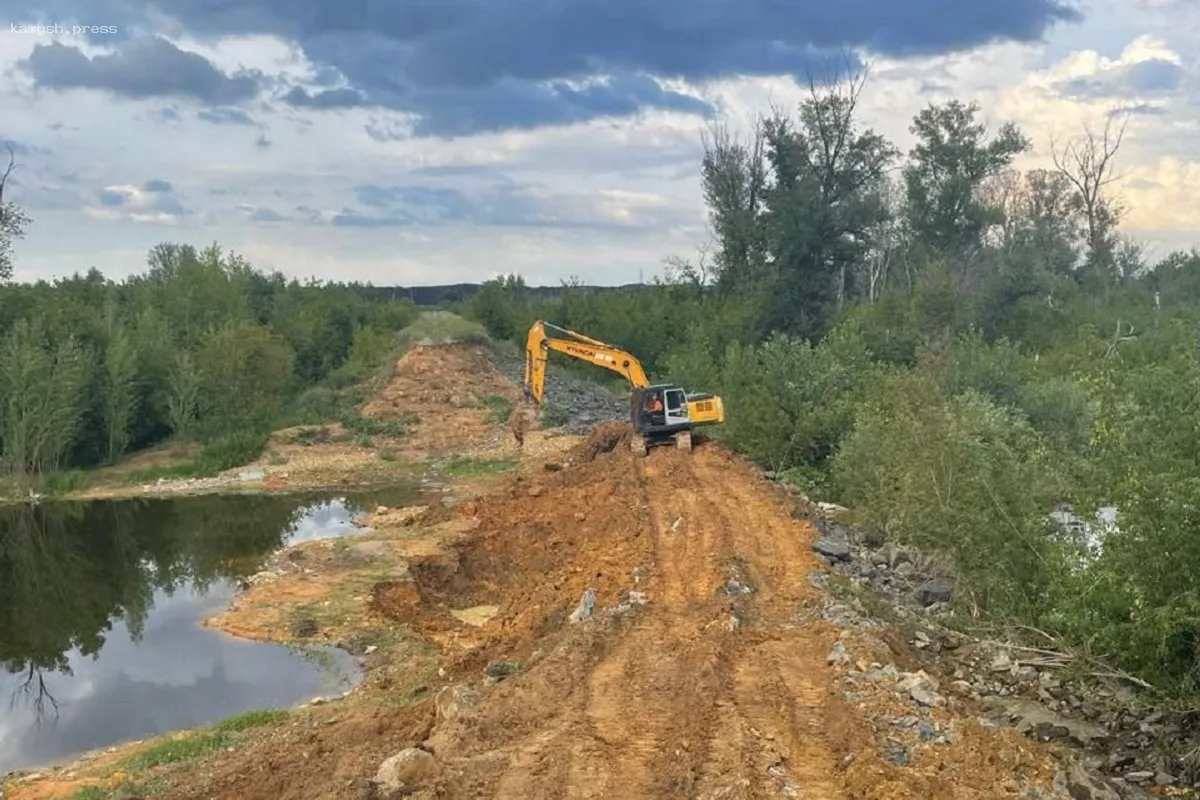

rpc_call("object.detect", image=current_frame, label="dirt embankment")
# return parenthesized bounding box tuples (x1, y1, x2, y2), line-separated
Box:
(65, 341, 586, 502)
(4, 342, 1109, 800)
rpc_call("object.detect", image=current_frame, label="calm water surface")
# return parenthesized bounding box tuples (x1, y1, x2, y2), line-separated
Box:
(0, 486, 420, 774)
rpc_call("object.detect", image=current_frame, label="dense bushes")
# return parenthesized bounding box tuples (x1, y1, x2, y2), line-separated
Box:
(0, 244, 418, 484)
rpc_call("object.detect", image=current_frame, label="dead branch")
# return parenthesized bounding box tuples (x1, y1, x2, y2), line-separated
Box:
(12, 664, 60, 722)
(979, 630, 1155, 690)
(0, 144, 14, 207)
(1050, 115, 1128, 261)
(1105, 318, 1137, 358)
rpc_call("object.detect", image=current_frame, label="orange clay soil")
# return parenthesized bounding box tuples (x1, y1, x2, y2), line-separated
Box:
(5, 347, 1066, 800)
(361, 341, 525, 458)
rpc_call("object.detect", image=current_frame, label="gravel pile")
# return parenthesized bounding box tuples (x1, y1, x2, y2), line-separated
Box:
(488, 345, 627, 434)
(800, 497, 1193, 797)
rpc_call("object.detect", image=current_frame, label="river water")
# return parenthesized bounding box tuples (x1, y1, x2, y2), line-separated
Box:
(0, 486, 420, 774)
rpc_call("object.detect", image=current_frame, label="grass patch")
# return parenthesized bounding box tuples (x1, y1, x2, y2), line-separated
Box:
(339, 411, 416, 439)
(120, 431, 269, 484)
(42, 468, 92, 495)
(213, 708, 291, 733)
(396, 311, 488, 345)
(119, 731, 231, 772)
(71, 781, 159, 800)
(377, 654, 439, 707)
(116, 708, 291, 773)
(442, 457, 517, 477)
(287, 425, 338, 446)
(481, 393, 515, 425)
(378, 449, 398, 462)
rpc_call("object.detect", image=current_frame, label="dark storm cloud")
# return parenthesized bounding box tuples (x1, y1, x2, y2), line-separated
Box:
(18, 37, 261, 104)
(7, 0, 1081, 135)
(142, 179, 172, 192)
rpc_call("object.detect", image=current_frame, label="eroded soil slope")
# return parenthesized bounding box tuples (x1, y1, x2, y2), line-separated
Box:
(151, 423, 1055, 800)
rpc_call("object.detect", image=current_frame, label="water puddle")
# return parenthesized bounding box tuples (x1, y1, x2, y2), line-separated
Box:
(0, 485, 420, 774)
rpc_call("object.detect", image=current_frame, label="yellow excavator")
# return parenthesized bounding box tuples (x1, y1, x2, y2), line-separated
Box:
(522, 320, 725, 456)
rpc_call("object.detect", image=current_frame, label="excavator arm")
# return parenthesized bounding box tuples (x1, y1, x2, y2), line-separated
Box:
(524, 320, 649, 405)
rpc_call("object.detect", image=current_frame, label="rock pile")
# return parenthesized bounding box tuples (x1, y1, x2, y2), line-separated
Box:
(802, 498, 1196, 796)
(488, 345, 627, 434)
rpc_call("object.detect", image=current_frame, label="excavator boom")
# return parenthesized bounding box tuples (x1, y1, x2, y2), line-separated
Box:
(522, 320, 724, 456)
(524, 321, 649, 405)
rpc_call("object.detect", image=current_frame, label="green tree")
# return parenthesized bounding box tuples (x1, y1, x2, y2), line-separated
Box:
(903, 100, 1030, 264)
(0, 146, 30, 282)
(102, 322, 140, 462)
(166, 350, 200, 439)
(194, 321, 295, 436)
(0, 320, 89, 478)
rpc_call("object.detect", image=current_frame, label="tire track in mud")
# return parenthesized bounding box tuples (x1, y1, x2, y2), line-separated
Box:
(568, 449, 733, 796)
(682, 447, 849, 799)
(566, 446, 847, 799)
(437, 439, 853, 799)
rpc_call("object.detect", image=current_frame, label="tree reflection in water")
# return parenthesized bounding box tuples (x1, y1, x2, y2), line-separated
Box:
(0, 488, 408, 724)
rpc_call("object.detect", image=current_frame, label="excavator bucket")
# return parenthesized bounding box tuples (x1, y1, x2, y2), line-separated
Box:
(509, 403, 537, 447)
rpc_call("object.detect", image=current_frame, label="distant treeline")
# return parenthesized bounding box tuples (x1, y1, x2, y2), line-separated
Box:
(357, 282, 639, 307)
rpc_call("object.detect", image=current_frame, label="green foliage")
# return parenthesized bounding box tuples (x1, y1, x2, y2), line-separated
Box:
(442, 457, 517, 477)
(118, 706, 288, 772)
(71, 783, 156, 800)
(338, 411, 415, 439)
(193, 320, 294, 438)
(75, 708, 290, 786)
(481, 393, 515, 424)
(832, 370, 1067, 617)
(0, 319, 90, 478)
(0, 242, 418, 485)
(213, 708, 292, 732)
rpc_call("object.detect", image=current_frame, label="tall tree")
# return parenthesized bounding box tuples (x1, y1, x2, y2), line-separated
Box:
(102, 320, 140, 462)
(0, 320, 89, 478)
(166, 350, 200, 440)
(903, 100, 1030, 280)
(0, 144, 30, 282)
(700, 119, 767, 295)
(1050, 115, 1128, 288)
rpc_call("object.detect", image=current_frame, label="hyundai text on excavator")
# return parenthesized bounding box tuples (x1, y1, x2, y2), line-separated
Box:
(522, 320, 725, 456)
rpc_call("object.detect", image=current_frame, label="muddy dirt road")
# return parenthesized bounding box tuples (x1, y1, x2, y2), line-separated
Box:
(383, 428, 1051, 800)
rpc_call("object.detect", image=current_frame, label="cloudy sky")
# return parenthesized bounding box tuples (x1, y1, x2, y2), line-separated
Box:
(0, 0, 1196, 286)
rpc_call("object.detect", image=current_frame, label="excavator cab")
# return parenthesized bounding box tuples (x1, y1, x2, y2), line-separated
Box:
(629, 385, 698, 455)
